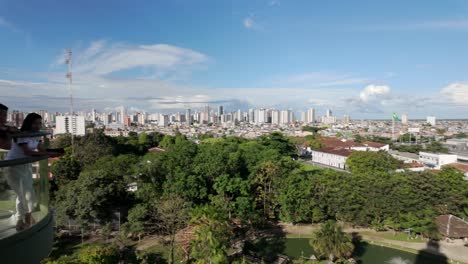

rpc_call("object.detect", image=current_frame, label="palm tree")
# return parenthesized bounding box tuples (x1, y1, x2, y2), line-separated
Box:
(309, 221, 354, 263)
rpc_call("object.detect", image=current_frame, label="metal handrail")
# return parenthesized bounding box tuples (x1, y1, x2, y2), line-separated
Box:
(10, 131, 51, 138)
(0, 156, 50, 168)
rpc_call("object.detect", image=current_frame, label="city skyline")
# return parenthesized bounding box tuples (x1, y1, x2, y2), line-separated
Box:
(1, 1, 468, 118)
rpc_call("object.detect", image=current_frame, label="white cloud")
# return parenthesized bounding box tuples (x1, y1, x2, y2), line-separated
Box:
(2, 39, 468, 118)
(359, 84, 391, 102)
(243, 17, 255, 29)
(243, 16, 263, 31)
(441, 83, 468, 104)
(0, 16, 14, 30)
(283, 72, 370, 87)
(269, 0, 280, 6)
(62, 41, 209, 76)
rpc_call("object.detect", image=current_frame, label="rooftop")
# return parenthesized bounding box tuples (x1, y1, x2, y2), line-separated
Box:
(362, 141, 388, 148)
(444, 163, 468, 173)
(436, 214, 468, 238)
(315, 147, 354, 157)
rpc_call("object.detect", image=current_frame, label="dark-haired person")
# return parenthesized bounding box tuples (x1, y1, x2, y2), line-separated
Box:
(0, 130, 10, 150)
(0, 103, 18, 150)
(4, 113, 62, 230)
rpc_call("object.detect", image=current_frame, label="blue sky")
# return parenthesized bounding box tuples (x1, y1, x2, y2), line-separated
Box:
(1, 0, 468, 118)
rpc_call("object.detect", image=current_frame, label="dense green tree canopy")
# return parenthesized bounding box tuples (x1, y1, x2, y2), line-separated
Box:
(346, 151, 400, 174)
(50, 130, 468, 261)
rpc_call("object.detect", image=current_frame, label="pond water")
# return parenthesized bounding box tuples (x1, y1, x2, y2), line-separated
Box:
(284, 238, 449, 264)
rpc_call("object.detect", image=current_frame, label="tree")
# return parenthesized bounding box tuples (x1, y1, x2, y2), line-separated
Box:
(454, 132, 468, 139)
(122, 204, 148, 241)
(346, 151, 400, 174)
(306, 139, 324, 150)
(76, 244, 119, 264)
(50, 153, 82, 186)
(190, 206, 232, 264)
(211, 174, 252, 219)
(425, 141, 449, 154)
(54, 155, 137, 231)
(155, 194, 190, 264)
(50, 134, 73, 149)
(277, 169, 315, 223)
(309, 221, 354, 263)
(159, 135, 176, 149)
(258, 132, 297, 157)
(254, 161, 282, 217)
(74, 130, 116, 167)
(302, 126, 324, 133)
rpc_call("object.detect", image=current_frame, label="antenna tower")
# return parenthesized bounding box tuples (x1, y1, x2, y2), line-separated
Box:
(65, 49, 75, 154)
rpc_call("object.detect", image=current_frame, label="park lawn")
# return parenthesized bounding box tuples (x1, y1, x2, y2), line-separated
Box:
(360, 231, 425, 243)
(300, 162, 321, 172)
(144, 241, 185, 263)
(286, 233, 314, 239)
(0, 200, 15, 211)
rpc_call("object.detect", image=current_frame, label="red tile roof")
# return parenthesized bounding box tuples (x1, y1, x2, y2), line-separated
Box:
(315, 147, 354, 157)
(317, 137, 361, 148)
(362, 141, 387, 148)
(406, 162, 425, 168)
(444, 163, 468, 173)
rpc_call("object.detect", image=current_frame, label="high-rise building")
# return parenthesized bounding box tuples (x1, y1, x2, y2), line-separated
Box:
(401, 113, 408, 124)
(235, 109, 241, 122)
(158, 114, 169, 127)
(321, 109, 336, 124)
(289, 110, 295, 123)
(119, 106, 126, 124)
(258, 109, 267, 124)
(104, 113, 112, 126)
(342, 115, 351, 124)
(306, 108, 315, 123)
(10, 111, 24, 128)
(137, 113, 146, 125)
(280, 110, 291, 125)
(248, 109, 255, 124)
(426, 115, 436, 126)
(124, 116, 132, 127)
(185, 109, 191, 126)
(300, 112, 307, 123)
(91, 108, 97, 122)
(55, 116, 86, 136)
(271, 110, 280, 125)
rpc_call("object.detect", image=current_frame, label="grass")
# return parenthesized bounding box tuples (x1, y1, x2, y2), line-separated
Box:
(286, 233, 314, 239)
(360, 231, 425, 243)
(144, 241, 185, 263)
(0, 200, 15, 211)
(300, 162, 321, 172)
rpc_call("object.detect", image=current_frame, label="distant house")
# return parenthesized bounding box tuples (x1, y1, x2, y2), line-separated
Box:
(436, 214, 468, 240)
(352, 141, 390, 152)
(305, 137, 389, 153)
(310, 148, 354, 170)
(419, 152, 458, 169)
(389, 150, 419, 163)
(304, 137, 389, 170)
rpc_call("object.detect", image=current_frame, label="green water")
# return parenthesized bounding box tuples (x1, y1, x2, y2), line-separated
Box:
(284, 238, 448, 264)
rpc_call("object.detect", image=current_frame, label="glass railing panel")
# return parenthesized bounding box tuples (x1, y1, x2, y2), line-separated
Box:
(0, 133, 50, 240)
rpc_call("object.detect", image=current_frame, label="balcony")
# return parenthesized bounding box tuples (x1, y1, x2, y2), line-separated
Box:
(0, 132, 54, 264)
